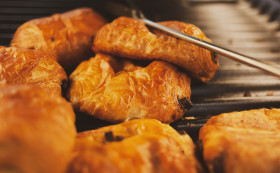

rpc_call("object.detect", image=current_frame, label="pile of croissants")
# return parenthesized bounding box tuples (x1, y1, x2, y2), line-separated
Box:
(1, 8, 279, 173)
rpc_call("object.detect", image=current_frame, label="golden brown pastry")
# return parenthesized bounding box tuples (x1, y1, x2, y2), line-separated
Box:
(67, 119, 203, 173)
(0, 85, 76, 173)
(68, 53, 191, 123)
(199, 108, 280, 173)
(93, 17, 218, 82)
(11, 8, 107, 71)
(0, 46, 67, 95)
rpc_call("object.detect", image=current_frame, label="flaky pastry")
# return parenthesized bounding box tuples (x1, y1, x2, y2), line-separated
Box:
(93, 17, 218, 82)
(0, 85, 76, 173)
(11, 8, 106, 71)
(0, 46, 67, 95)
(67, 119, 203, 173)
(199, 108, 280, 173)
(68, 53, 192, 123)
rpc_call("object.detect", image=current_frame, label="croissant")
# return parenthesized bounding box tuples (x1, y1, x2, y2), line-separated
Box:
(199, 108, 280, 173)
(11, 8, 107, 71)
(93, 17, 219, 82)
(0, 46, 67, 95)
(0, 85, 76, 173)
(68, 53, 191, 123)
(67, 119, 203, 173)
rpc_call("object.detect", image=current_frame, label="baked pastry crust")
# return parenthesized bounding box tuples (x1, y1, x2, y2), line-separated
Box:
(199, 108, 280, 173)
(11, 8, 107, 71)
(93, 17, 218, 82)
(67, 119, 203, 173)
(68, 53, 191, 123)
(0, 85, 76, 173)
(0, 46, 67, 95)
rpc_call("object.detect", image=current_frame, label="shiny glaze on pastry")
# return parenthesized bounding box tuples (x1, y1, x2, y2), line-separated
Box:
(11, 8, 106, 71)
(68, 53, 191, 123)
(199, 108, 280, 173)
(68, 119, 203, 173)
(93, 17, 218, 82)
(0, 46, 67, 95)
(0, 85, 76, 173)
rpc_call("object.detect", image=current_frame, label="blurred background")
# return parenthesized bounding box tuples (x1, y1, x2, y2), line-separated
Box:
(0, 0, 279, 138)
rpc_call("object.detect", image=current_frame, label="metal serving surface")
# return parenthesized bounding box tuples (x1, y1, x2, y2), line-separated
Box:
(169, 1, 280, 138)
(175, 1, 280, 115)
(0, 0, 279, 137)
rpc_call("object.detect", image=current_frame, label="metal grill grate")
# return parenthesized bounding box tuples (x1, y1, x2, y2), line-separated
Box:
(0, 0, 279, 137)
(178, 2, 280, 112)
(170, 1, 280, 138)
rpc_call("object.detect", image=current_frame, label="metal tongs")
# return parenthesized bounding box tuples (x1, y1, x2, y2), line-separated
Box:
(124, 0, 280, 78)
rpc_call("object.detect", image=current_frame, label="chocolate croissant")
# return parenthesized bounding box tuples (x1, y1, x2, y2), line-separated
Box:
(93, 17, 219, 82)
(68, 53, 191, 123)
(11, 8, 107, 71)
(0, 46, 67, 95)
(0, 85, 76, 173)
(67, 119, 203, 173)
(199, 108, 280, 173)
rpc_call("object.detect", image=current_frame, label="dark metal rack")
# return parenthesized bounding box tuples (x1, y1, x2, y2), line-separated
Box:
(0, 0, 279, 139)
